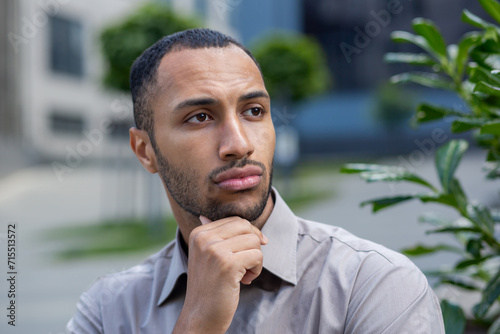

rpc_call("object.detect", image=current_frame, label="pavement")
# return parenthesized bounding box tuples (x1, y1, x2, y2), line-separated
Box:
(0, 148, 496, 333)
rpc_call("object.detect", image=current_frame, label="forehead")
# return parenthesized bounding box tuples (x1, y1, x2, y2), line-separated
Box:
(154, 45, 265, 107)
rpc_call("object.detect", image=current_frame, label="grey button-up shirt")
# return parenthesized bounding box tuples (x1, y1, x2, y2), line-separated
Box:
(67, 190, 445, 333)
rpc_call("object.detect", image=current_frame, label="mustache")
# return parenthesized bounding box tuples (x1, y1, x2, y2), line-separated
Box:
(208, 157, 267, 182)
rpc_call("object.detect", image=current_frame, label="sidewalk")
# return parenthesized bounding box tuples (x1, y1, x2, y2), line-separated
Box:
(0, 149, 494, 332)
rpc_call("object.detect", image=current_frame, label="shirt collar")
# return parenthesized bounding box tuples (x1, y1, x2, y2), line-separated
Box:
(157, 229, 188, 306)
(157, 187, 298, 305)
(261, 188, 298, 286)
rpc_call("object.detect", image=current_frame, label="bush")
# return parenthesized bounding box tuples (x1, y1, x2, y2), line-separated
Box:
(342, 0, 500, 332)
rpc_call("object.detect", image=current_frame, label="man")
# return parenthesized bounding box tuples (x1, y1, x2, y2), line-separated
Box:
(67, 28, 445, 333)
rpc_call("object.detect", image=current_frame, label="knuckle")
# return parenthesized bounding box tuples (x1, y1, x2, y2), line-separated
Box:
(190, 230, 210, 249)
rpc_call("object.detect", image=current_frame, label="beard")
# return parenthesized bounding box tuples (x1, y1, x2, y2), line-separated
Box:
(154, 146, 273, 222)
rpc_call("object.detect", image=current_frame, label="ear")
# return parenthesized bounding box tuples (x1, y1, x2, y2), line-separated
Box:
(129, 127, 159, 174)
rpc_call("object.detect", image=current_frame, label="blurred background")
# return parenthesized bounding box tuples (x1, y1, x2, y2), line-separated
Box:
(0, 0, 497, 332)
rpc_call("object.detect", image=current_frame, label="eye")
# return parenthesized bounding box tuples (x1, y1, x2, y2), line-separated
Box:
(186, 113, 212, 124)
(242, 107, 264, 117)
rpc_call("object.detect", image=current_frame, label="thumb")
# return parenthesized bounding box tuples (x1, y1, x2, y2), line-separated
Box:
(199, 215, 212, 225)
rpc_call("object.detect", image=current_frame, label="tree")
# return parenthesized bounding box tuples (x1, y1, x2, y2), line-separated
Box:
(251, 32, 331, 103)
(100, 2, 201, 92)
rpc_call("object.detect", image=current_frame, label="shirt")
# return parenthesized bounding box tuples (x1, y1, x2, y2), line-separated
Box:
(67, 189, 445, 333)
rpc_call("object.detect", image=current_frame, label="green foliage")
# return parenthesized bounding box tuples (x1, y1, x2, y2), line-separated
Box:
(342, 0, 500, 330)
(45, 216, 178, 259)
(251, 33, 331, 103)
(100, 3, 201, 92)
(442, 300, 467, 334)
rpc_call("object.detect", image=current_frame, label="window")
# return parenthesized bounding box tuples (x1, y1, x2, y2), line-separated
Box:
(49, 112, 85, 135)
(49, 15, 83, 76)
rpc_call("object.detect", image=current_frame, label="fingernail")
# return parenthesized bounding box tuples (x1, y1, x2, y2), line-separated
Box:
(199, 215, 211, 225)
(262, 233, 269, 244)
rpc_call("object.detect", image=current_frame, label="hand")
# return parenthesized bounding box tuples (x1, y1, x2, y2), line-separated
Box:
(173, 216, 268, 334)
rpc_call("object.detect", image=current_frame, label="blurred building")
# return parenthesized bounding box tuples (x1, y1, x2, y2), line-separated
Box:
(0, 1, 20, 141)
(3, 0, 487, 163)
(302, 0, 486, 90)
(3, 0, 152, 164)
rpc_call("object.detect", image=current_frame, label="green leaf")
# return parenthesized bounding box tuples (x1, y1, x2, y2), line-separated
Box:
(487, 149, 498, 162)
(390, 31, 437, 57)
(441, 277, 480, 291)
(469, 63, 500, 86)
(341, 164, 401, 174)
(390, 72, 455, 90)
(360, 171, 436, 189)
(470, 204, 495, 235)
(341, 164, 436, 190)
(360, 195, 416, 213)
(451, 118, 488, 133)
(462, 9, 495, 29)
(412, 18, 448, 58)
(481, 121, 500, 134)
(470, 41, 500, 71)
(455, 256, 492, 270)
(426, 226, 480, 234)
(466, 238, 483, 258)
(456, 32, 483, 76)
(473, 268, 500, 318)
(441, 300, 466, 334)
(414, 103, 465, 124)
(435, 140, 469, 193)
(449, 179, 468, 213)
(479, 0, 500, 25)
(384, 52, 437, 66)
(419, 193, 458, 207)
(475, 81, 500, 96)
(487, 316, 500, 334)
(402, 244, 462, 256)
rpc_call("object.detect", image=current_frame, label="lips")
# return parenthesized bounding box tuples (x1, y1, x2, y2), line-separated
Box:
(213, 165, 263, 191)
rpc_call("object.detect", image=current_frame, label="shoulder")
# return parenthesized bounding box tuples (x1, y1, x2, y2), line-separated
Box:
(296, 217, 415, 268)
(67, 241, 176, 333)
(93, 241, 175, 296)
(295, 218, 444, 333)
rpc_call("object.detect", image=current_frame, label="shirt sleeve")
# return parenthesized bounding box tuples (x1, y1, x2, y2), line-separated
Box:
(344, 254, 445, 334)
(66, 280, 104, 334)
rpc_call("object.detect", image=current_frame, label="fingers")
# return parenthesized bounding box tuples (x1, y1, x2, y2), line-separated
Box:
(196, 216, 268, 245)
(234, 249, 264, 285)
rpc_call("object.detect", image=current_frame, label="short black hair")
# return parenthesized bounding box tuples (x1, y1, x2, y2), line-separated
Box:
(130, 28, 262, 141)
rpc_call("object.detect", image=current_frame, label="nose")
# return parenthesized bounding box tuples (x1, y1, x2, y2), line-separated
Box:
(218, 116, 254, 161)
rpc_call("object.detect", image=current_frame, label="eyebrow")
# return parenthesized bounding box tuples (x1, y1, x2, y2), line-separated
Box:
(238, 90, 270, 102)
(173, 90, 270, 112)
(173, 97, 217, 111)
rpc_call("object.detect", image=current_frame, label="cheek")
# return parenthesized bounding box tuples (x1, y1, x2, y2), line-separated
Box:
(248, 121, 276, 167)
(161, 132, 215, 179)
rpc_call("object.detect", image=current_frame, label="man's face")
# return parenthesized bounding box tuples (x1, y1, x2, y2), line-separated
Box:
(150, 45, 275, 222)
